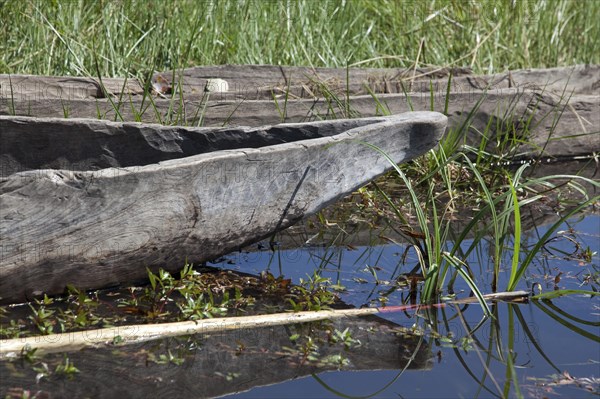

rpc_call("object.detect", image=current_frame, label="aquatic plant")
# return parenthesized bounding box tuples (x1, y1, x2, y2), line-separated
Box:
(116, 264, 256, 321)
(287, 271, 338, 312)
(27, 295, 62, 335)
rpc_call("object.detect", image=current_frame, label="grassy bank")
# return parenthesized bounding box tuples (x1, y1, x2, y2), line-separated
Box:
(1, 0, 598, 77)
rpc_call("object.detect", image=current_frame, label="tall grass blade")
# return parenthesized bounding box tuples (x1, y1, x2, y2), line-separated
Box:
(531, 289, 600, 300)
(531, 300, 600, 342)
(429, 80, 434, 111)
(355, 141, 435, 296)
(92, 47, 123, 122)
(442, 253, 492, 318)
(506, 173, 524, 290)
(512, 305, 561, 372)
(399, 81, 414, 112)
(503, 306, 523, 399)
(443, 71, 452, 116)
(364, 85, 391, 116)
(507, 194, 599, 291)
(7, 74, 15, 115)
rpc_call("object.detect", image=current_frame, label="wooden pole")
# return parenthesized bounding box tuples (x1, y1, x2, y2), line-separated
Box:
(0, 291, 529, 359)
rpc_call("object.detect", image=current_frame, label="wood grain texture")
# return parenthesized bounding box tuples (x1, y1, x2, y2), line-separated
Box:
(2, 64, 596, 100)
(0, 112, 446, 304)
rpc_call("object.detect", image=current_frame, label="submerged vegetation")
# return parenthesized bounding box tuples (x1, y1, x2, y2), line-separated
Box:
(0, 266, 342, 339)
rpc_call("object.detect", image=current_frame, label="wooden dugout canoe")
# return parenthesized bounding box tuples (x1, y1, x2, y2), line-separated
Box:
(0, 111, 446, 304)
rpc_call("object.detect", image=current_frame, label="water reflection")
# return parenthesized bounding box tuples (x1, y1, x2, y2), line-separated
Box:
(212, 213, 599, 398)
(1, 314, 431, 398)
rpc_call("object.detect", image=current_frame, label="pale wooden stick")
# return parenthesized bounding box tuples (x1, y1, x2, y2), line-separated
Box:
(0, 308, 379, 359)
(0, 290, 529, 359)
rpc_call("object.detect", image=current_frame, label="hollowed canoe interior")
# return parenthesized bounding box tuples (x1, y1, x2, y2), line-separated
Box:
(1, 117, 389, 175)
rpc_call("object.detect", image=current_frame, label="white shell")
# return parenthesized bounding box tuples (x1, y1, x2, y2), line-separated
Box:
(205, 78, 229, 93)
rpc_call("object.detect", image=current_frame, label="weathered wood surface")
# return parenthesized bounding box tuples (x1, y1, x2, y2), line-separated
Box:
(1, 65, 597, 159)
(1, 64, 597, 99)
(151, 63, 600, 97)
(0, 65, 473, 100)
(0, 315, 431, 398)
(0, 112, 447, 304)
(1, 114, 409, 175)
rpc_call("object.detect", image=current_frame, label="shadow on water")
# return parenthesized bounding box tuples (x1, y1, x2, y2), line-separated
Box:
(1, 162, 598, 398)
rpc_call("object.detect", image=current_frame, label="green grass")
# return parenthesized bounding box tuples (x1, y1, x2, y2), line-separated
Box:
(1, 0, 598, 77)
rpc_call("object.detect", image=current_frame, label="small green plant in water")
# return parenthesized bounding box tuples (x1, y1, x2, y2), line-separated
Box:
(328, 327, 362, 350)
(54, 356, 80, 378)
(287, 271, 338, 311)
(27, 295, 63, 335)
(147, 349, 185, 366)
(319, 353, 352, 369)
(287, 335, 321, 364)
(117, 263, 255, 321)
(286, 326, 360, 369)
(0, 305, 24, 339)
(19, 346, 39, 364)
(60, 285, 106, 329)
(214, 371, 241, 381)
(33, 355, 80, 382)
(176, 290, 229, 320)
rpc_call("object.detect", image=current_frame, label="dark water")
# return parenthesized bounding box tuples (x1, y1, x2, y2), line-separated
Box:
(215, 215, 600, 398)
(1, 215, 598, 398)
